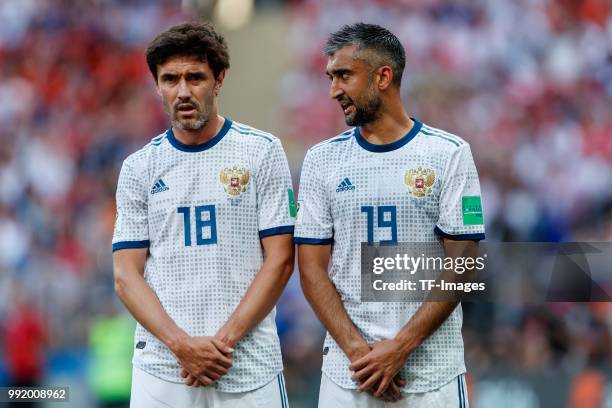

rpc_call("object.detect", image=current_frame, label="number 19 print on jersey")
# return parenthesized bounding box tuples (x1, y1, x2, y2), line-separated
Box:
(294, 119, 485, 393)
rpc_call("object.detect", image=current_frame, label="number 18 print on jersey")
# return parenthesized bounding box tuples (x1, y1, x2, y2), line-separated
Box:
(112, 118, 295, 392)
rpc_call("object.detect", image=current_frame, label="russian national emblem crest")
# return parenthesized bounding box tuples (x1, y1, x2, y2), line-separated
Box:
(220, 166, 250, 197)
(404, 167, 436, 198)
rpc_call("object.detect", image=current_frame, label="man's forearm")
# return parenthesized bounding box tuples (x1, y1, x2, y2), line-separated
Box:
(216, 235, 293, 347)
(113, 253, 187, 352)
(300, 263, 368, 359)
(394, 301, 458, 356)
(395, 239, 478, 355)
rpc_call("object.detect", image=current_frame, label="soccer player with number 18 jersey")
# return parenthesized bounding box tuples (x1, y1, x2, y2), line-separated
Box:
(112, 23, 293, 407)
(296, 23, 485, 407)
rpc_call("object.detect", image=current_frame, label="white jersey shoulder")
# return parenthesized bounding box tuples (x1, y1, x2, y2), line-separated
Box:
(308, 128, 356, 153)
(119, 131, 168, 176)
(226, 121, 283, 167)
(419, 123, 468, 150)
(228, 120, 279, 144)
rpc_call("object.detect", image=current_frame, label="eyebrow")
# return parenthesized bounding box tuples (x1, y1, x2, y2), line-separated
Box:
(185, 71, 206, 78)
(327, 68, 351, 77)
(159, 71, 207, 79)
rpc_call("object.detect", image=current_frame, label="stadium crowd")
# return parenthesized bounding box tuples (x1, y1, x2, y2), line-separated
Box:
(0, 0, 184, 393)
(0, 0, 610, 405)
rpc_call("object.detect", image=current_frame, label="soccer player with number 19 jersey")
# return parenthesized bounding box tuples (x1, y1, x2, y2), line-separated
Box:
(112, 23, 293, 407)
(296, 24, 485, 407)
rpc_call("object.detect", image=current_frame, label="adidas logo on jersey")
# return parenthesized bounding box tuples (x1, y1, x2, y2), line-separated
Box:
(336, 177, 355, 192)
(151, 179, 169, 194)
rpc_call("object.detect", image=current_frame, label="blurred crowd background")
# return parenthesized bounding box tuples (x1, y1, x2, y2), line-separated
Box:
(0, 0, 610, 406)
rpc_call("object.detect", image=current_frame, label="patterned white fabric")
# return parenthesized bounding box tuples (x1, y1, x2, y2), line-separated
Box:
(295, 119, 485, 392)
(130, 366, 289, 407)
(113, 118, 295, 392)
(318, 372, 469, 408)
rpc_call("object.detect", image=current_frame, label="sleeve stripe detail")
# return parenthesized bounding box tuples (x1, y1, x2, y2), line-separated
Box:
(421, 124, 465, 145)
(112, 240, 150, 252)
(309, 129, 356, 151)
(330, 135, 353, 143)
(151, 133, 164, 142)
(233, 128, 273, 142)
(151, 136, 166, 146)
(434, 226, 484, 241)
(233, 123, 272, 135)
(232, 124, 274, 142)
(258, 225, 294, 239)
(421, 129, 462, 147)
(294, 237, 333, 245)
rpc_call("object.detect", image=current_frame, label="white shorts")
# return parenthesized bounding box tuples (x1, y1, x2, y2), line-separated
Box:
(318, 372, 469, 408)
(130, 366, 289, 408)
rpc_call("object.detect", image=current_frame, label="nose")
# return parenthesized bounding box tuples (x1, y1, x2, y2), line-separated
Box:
(329, 77, 343, 100)
(176, 78, 191, 100)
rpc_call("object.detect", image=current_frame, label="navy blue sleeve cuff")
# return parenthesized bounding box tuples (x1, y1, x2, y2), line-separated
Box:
(294, 237, 333, 245)
(112, 240, 150, 252)
(259, 225, 295, 239)
(434, 226, 485, 241)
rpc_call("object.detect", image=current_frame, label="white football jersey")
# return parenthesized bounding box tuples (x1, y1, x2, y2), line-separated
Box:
(294, 119, 485, 393)
(112, 118, 295, 392)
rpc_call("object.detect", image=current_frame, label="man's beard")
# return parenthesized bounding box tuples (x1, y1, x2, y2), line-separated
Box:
(344, 85, 382, 126)
(173, 111, 207, 131)
(170, 91, 214, 131)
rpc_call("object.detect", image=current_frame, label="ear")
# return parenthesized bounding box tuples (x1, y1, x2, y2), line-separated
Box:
(153, 68, 162, 95)
(376, 66, 394, 91)
(214, 69, 227, 96)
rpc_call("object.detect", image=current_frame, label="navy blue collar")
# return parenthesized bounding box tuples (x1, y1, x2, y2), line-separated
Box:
(354, 118, 422, 153)
(167, 118, 232, 152)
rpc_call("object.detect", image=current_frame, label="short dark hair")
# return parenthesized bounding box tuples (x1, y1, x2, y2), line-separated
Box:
(145, 22, 230, 82)
(324, 23, 405, 88)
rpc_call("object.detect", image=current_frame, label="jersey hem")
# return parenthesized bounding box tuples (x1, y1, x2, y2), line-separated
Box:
(259, 225, 294, 239)
(321, 367, 467, 394)
(434, 226, 485, 241)
(112, 240, 150, 252)
(294, 237, 333, 245)
(132, 362, 284, 393)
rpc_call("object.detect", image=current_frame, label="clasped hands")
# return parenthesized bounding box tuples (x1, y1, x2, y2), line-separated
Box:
(171, 333, 410, 398)
(172, 332, 235, 388)
(349, 338, 410, 403)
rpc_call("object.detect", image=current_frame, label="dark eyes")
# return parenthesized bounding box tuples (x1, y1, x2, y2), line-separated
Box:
(160, 74, 205, 83)
(326, 72, 350, 81)
(161, 75, 177, 83)
(186, 74, 205, 81)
